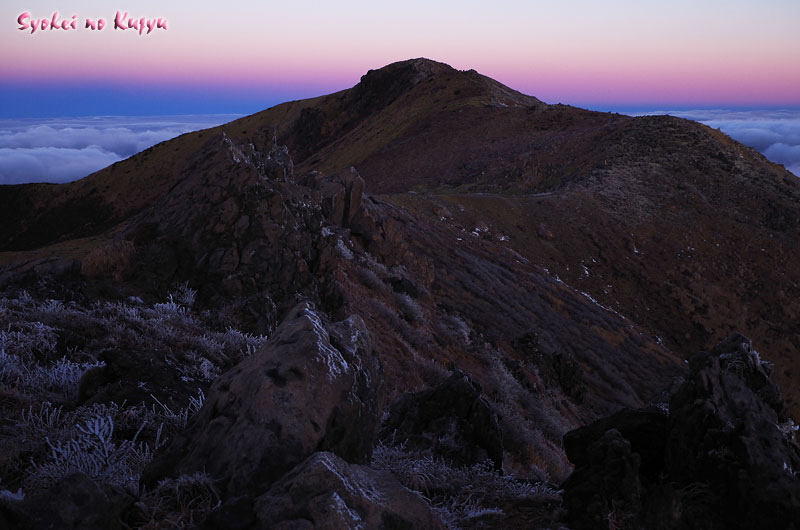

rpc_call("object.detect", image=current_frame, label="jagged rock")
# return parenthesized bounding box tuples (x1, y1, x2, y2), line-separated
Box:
(562, 333, 800, 530)
(317, 178, 348, 226)
(564, 408, 668, 480)
(562, 428, 643, 530)
(6, 473, 132, 530)
(252, 451, 446, 530)
(378, 370, 504, 470)
(304, 167, 366, 227)
(340, 167, 365, 225)
(143, 303, 384, 497)
(113, 132, 343, 335)
(666, 333, 800, 529)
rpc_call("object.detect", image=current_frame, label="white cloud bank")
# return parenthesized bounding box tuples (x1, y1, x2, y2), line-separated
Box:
(3, 110, 799, 184)
(633, 109, 800, 177)
(0, 115, 240, 185)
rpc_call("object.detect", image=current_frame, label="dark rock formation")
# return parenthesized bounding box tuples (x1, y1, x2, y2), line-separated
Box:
(564, 408, 668, 480)
(665, 333, 800, 529)
(302, 166, 365, 227)
(562, 333, 800, 530)
(251, 451, 445, 530)
(1, 473, 132, 530)
(123, 131, 337, 334)
(563, 428, 644, 530)
(143, 303, 384, 497)
(378, 370, 504, 470)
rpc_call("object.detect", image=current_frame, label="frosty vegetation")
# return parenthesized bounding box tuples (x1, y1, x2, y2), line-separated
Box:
(372, 441, 561, 529)
(0, 279, 568, 528)
(0, 285, 266, 527)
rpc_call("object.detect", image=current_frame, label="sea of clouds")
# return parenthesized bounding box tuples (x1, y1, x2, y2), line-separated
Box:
(0, 115, 240, 185)
(634, 109, 800, 177)
(1, 110, 798, 185)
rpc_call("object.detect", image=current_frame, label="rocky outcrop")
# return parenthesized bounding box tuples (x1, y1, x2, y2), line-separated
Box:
(143, 303, 384, 497)
(562, 333, 800, 530)
(1, 473, 132, 530)
(302, 166, 365, 227)
(563, 428, 645, 530)
(251, 451, 445, 530)
(665, 333, 800, 529)
(120, 131, 348, 334)
(378, 370, 504, 470)
(563, 408, 668, 480)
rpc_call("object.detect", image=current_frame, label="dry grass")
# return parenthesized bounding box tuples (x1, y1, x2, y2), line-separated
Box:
(81, 240, 136, 280)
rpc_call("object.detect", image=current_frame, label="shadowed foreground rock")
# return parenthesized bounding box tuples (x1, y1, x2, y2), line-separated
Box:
(378, 370, 504, 470)
(143, 302, 384, 497)
(251, 451, 445, 530)
(0, 473, 132, 530)
(562, 333, 800, 530)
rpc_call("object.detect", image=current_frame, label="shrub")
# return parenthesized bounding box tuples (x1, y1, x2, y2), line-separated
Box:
(170, 282, 197, 308)
(356, 266, 387, 292)
(81, 240, 136, 281)
(395, 293, 424, 324)
(26, 414, 158, 492)
(433, 314, 471, 346)
(0, 287, 233, 502)
(372, 442, 561, 530)
(133, 472, 220, 529)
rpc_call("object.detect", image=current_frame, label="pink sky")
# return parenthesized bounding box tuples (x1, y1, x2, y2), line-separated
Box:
(2, 0, 799, 115)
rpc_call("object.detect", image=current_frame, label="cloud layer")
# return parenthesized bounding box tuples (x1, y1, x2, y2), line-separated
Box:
(634, 109, 800, 177)
(0, 115, 240, 184)
(2, 110, 799, 185)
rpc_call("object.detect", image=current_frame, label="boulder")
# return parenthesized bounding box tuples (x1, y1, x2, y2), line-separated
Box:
(305, 167, 366, 227)
(563, 408, 667, 480)
(143, 303, 384, 497)
(340, 167, 365, 225)
(252, 451, 445, 530)
(8, 473, 132, 530)
(666, 333, 800, 529)
(561, 333, 800, 530)
(378, 370, 503, 470)
(562, 429, 643, 530)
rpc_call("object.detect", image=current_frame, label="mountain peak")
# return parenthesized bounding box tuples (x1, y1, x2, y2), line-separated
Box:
(350, 58, 538, 113)
(359, 57, 455, 84)
(351, 58, 457, 110)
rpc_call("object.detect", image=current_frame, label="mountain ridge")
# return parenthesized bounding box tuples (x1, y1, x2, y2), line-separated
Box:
(0, 57, 799, 529)
(3, 59, 798, 419)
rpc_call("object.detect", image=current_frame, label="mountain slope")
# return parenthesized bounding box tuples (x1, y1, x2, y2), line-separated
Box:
(2, 57, 799, 529)
(3, 58, 797, 418)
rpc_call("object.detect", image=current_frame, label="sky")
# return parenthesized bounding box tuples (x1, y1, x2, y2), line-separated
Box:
(2, 0, 799, 117)
(1, 1, 799, 183)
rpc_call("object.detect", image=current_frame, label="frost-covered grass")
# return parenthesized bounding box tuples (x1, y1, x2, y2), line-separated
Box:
(0, 285, 266, 514)
(134, 472, 221, 529)
(28, 413, 156, 491)
(371, 442, 562, 530)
